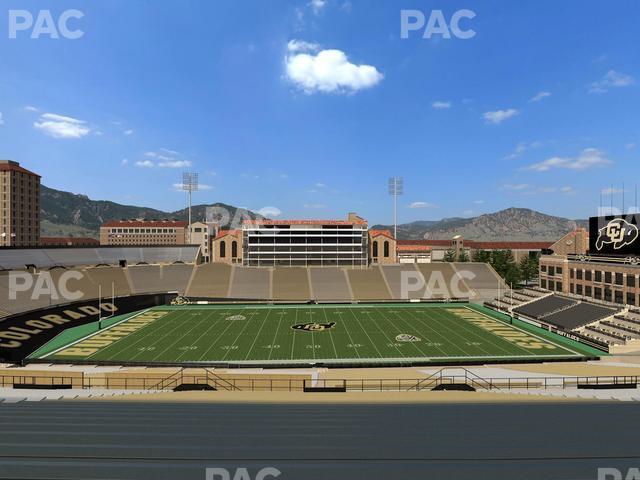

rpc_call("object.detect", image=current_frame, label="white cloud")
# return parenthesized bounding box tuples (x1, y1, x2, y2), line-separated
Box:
(431, 101, 451, 110)
(158, 160, 192, 168)
(589, 70, 635, 94)
(257, 206, 282, 217)
(0, 113, 4, 126)
(601, 187, 623, 195)
(482, 108, 519, 124)
(121, 158, 128, 165)
(626, 142, 637, 150)
(315, 182, 326, 188)
(473, 200, 485, 204)
(560, 186, 576, 195)
(280, 173, 289, 179)
(408, 201, 436, 209)
(503, 140, 543, 160)
(285, 40, 383, 94)
(304, 203, 326, 209)
(524, 148, 612, 172)
(24, 105, 39, 112)
(500, 183, 530, 191)
(172, 183, 212, 191)
(124, 129, 134, 136)
(33, 113, 90, 139)
(530, 91, 551, 102)
(135, 160, 154, 168)
(309, 0, 327, 15)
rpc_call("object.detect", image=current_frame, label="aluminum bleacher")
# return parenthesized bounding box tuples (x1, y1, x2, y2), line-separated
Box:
(185, 263, 231, 298)
(542, 302, 617, 330)
(380, 265, 426, 299)
(513, 295, 578, 319)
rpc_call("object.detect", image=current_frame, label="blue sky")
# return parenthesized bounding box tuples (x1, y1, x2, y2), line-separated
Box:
(0, 0, 639, 224)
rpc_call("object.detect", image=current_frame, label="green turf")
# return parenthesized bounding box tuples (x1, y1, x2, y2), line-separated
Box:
(35, 303, 595, 365)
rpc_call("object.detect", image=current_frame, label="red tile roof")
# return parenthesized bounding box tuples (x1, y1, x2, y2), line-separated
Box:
(0, 161, 41, 177)
(40, 236, 99, 246)
(397, 244, 431, 252)
(397, 239, 552, 249)
(101, 220, 187, 228)
(214, 229, 241, 240)
(243, 219, 367, 226)
(369, 229, 394, 239)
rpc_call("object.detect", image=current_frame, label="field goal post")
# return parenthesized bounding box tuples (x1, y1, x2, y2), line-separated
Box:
(98, 282, 116, 330)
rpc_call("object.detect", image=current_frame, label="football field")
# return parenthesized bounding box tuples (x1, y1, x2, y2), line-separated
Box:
(33, 304, 592, 366)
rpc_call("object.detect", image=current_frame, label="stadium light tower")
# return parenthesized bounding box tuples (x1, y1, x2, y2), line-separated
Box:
(182, 172, 199, 244)
(388, 177, 403, 239)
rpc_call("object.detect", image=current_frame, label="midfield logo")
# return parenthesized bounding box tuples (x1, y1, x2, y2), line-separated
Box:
(396, 334, 421, 342)
(596, 218, 639, 251)
(291, 322, 336, 332)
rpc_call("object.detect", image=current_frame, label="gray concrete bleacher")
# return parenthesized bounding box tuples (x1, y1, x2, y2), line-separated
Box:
(229, 267, 271, 300)
(379, 265, 426, 299)
(416, 263, 470, 299)
(83, 267, 133, 298)
(161, 264, 194, 293)
(272, 268, 311, 301)
(346, 268, 392, 301)
(453, 263, 507, 290)
(308, 268, 352, 301)
(0, 246, 199, 270)
(185, 264, 231, 298)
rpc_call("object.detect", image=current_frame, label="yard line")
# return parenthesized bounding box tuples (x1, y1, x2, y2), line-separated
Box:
(267, 309, 285, 361)
(198, 307, 250, 361)
(147, 310, 213, 362)
(172, 310, 223, 362)
(426, 307, 515, 357)
(221, 308, 264, 361)
(347, 308, 385, 358)
(244, 308, 272, 360)
(99, 309, 193, 362)
(371, 307, 429, 358)
(340, 309, 362, 359)
(383, 313, 450, 357)
(322, 307, 339, 359)
(290, 308, 298, 360)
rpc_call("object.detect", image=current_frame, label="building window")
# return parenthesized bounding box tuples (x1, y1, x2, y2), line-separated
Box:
(541, 265, 547, 272)
(604, 272, 612, 284)
(595, 271, 602, 283)
(570, 269, 574, 279)
(628, 276, 636, 288)
(220, 240, 226, 258)
(383, 241, 389, 258)
(548, 266, 555, 276)
(540, 279, 547, 289)
(585, 270, 592, 281)
(585, 286, 592, 297)
(231, 241, 238, 258)
(627, 292, 637, 306)
(576, 284, 583, 295)
(615, 273, 623, 286)
(372, 241, 378, 258)
(576, 270, 583, 280)
(556, 267, 562, 275)
(615, 290, 624, 304)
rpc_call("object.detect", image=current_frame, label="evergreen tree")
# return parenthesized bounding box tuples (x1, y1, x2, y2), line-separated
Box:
(443, 249, 456, 262)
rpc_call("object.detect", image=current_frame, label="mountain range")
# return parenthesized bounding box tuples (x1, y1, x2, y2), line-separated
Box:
(372, 208, 587, 241)
(40, 185, 261, 237)
(40, 185, 587, 241)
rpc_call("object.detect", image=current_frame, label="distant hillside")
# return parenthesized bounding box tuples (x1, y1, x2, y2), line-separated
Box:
(373, 208, 588, 241)
(40, 185, 261, 237)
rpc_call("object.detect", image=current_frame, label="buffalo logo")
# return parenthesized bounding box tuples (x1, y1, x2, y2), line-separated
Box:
(291, 322, 336, 332)
(595, 218, 639, 250)
(396, 334, 421, 342)
(226, 315, 246, 321)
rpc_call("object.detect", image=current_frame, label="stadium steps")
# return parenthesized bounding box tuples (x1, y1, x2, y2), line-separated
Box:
(272, 267, 311, 301)
(600, 321, 640, 339)
(346, 267, 392, 301)
(185, 263, 232, 298)
(228, 267, 271, 300)
(379, 264, 426, 300)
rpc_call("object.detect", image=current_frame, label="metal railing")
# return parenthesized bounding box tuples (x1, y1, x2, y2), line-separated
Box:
(0, 369, 637, 392)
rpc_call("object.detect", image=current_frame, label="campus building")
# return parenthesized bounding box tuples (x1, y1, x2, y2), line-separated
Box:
(240, 213, 368, 267)
(0, 160, 40, 247)
(539, 217, 640, 307)
(100, 220, 188, 246)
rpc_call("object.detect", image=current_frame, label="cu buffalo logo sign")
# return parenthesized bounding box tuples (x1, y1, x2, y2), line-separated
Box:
(291, 322, 336, 332)
(595, 218, 639, 251)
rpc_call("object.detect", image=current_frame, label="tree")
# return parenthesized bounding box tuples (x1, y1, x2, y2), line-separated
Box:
(458, 249, 469, 262)
(519, 254, 539, 286)
(443, 249, 456, 262)
(472, 249, 491, 263)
